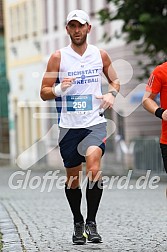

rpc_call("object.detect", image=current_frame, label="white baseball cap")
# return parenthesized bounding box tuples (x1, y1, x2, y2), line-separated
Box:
(66, 10, 90, 25)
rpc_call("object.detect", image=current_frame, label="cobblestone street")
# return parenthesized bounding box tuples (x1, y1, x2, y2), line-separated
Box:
(0, 166, 167, 252)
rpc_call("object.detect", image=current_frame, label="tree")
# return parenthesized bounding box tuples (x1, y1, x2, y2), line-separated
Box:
(98, 0, 167, 80)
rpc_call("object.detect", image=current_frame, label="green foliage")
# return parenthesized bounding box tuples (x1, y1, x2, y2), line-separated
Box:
(98, 0, 167, 79)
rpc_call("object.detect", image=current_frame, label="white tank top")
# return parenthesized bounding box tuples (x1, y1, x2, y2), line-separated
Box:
(58, 44, 106, 128)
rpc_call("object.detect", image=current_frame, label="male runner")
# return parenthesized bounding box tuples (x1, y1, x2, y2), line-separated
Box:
(40, 9, 120, 244)
(142, 62, 167, 177)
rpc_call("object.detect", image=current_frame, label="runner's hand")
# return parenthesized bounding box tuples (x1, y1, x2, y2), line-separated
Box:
(61, 78, 75, 92)
(96, 93, 115, 110)
(162, 110, 167, 121)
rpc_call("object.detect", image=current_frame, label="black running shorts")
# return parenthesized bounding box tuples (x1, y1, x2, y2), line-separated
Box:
(160, 143, 167, 173)
(59, 123, 107, 168)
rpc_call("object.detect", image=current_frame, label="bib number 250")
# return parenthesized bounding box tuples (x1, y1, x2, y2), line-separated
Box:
(66, 94, 92, 112)
(73, 101, 87, 109)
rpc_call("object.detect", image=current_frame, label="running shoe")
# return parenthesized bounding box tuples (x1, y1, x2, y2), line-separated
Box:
(85, 221, 102, 243)
(72, 222, 86, 245)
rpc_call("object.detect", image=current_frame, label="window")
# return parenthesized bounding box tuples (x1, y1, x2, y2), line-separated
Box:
(32, 0, 37, 36)
(11, 7, 18, 40)
(64, 0, 69, 20)
(10, 5, 21, 41)
(43, 0, 48, 33)
(90, 0, 95, 17)
(53, 0, 58, 30)
(9, 8, 14, 41)
(23, 2, 28, 38)
(16, 6, 21, 40)
(76, 0, 82, 10)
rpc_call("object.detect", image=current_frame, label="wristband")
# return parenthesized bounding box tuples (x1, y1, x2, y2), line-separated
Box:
(155, 107, 165, 119)
(109, 90, 118, 97)
(52, 83, 65, 97)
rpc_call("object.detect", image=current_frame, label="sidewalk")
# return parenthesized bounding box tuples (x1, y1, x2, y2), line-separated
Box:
(0, 166, 167, 251)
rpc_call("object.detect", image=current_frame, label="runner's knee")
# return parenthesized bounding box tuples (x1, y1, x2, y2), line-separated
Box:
(86, 166, 102, 181)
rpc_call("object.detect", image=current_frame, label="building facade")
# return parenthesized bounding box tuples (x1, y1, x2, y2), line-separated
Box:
(4, 0, 44, 163)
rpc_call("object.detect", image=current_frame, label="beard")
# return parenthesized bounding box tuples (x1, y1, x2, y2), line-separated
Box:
(70, 33, 88, 46)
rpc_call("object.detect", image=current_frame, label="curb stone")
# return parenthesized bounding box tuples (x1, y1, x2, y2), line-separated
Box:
(0, 203, 23, 252)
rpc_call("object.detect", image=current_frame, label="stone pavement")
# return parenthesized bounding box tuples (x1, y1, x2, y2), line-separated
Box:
(0, 166, 167, 252)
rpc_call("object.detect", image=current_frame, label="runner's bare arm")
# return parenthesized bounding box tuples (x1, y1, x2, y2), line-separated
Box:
(142, 91, 167, 120)
(96, 50, 120, 110)
(142, 92, 159, 114)
(100, 49, 120, 93)
(40, 51, 61, 101)
(40, 50, 75, 100)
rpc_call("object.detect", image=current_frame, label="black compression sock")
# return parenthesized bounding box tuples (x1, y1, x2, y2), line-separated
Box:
(86, 179, 103, 223)
(65, 184, 84, 223)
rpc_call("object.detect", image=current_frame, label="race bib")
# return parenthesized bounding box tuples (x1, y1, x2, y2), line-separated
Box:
(66, 95, 92, 112)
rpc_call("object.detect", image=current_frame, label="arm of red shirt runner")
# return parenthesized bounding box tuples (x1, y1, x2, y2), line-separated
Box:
(142, 65, 167, 121)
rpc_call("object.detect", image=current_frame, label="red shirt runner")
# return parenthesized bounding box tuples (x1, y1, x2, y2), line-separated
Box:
(146, 62, 167, 144)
